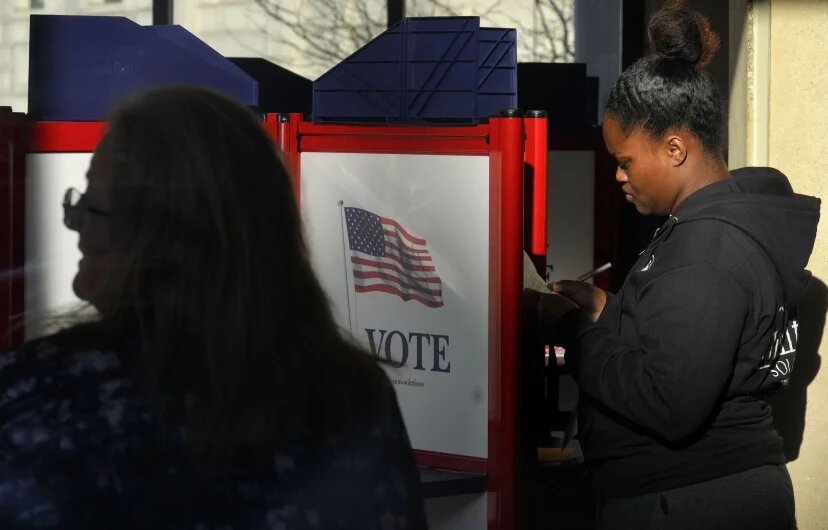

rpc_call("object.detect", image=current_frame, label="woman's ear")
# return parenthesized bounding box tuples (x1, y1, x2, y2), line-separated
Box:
(665, 133, 688, 167)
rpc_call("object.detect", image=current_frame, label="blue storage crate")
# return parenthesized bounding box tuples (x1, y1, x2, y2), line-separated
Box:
(312, 16, 517, 124)
(28, 15, 258, 121)
(477, 28, 518, 119)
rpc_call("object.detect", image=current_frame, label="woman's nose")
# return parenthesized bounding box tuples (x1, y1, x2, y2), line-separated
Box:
(63, 208, 83, 232)
(615, 167, 628, 183)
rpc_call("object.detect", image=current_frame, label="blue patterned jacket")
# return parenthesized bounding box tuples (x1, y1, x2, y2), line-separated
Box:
(0, 336, 427, 529)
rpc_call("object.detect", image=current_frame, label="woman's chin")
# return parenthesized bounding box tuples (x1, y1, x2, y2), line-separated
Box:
(632, 201, 658, 216)
(72, 273, 90, 302)
(72, 270, 100, 308)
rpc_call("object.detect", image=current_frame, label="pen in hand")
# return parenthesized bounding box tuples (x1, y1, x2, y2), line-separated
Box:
(574, 262, 612, 282)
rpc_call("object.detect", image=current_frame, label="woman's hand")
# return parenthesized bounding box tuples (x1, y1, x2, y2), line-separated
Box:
(523, 288, 579, 331)
(549, 281, 607, 323)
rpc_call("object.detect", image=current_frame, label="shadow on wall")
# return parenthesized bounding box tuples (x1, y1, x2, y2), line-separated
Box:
(768, 277, 827, 462)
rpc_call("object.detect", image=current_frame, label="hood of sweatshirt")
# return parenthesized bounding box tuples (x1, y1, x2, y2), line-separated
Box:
(672, 167, 821, 305)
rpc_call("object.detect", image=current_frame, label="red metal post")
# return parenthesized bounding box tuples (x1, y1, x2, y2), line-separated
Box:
(276, 113, 302, 204)
(523, 111, 548, 272)
(487, 111, 525, 530)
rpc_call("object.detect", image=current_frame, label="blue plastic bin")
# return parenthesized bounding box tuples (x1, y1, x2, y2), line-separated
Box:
(312, 17, 517, 124)
(28, 15, 258, 121)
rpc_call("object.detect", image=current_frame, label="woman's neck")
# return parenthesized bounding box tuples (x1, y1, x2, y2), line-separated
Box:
(672, 156, 730, 212)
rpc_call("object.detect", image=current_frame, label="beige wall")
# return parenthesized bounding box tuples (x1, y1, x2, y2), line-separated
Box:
(766, 1, 828, 528)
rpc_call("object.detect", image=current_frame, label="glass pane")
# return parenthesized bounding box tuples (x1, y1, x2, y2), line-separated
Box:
(174, 0, 386, 81)
(0, 1, 152, 113)
(407, 0, 576, 63)
(408, 0, 623, 117)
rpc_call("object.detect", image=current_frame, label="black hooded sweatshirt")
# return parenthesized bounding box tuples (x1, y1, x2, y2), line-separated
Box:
(557, 167, 821, 500)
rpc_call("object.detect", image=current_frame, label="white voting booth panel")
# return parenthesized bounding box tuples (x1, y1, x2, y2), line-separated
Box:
(301, 152, 491, 529)
(302, 152, 490, 459)
(24, 152, 91, 338)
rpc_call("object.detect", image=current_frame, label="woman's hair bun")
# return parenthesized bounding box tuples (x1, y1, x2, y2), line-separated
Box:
(648, 0, 720, 68)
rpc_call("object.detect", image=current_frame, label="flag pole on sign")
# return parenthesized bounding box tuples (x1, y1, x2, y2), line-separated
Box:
(338, 201, 358, 337)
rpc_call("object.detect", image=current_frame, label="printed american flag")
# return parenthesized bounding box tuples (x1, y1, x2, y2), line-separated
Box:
(344, 207, 444, 308)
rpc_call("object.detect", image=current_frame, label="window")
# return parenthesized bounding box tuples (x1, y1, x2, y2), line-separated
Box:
(407, 0, 576, 63)
(174, 0, 386, 80)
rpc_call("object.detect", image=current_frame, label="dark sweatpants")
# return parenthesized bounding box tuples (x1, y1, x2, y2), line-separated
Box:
(597, 465, 796, 530)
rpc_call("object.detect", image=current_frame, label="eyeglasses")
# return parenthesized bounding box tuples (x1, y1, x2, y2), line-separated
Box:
(63, 187, 109, 229)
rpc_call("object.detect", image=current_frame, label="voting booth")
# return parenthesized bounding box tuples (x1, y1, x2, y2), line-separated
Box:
(274, 20, 547, 526)
(5, 14, 553, 529)
(273, 109, 547, 528)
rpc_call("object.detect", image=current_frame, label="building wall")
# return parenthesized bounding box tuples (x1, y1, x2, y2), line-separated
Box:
(766, 1, 828, 528)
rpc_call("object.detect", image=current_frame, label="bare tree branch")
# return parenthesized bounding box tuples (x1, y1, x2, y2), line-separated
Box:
(248, 0, 575, 76)
(544, 0, 574, 58)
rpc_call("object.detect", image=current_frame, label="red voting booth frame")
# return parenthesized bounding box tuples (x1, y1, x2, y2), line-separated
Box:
(13, 114, 548, 530)
(272, 113, 548, 530)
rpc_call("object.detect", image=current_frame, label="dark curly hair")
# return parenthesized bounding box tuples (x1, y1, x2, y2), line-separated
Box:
(606, 0, 724, 158)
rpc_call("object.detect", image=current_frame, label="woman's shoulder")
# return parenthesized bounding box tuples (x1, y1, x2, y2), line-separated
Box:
(0, 329, 147, 462)
(1, 329, 128, 384)
(655, 218, 762, 276)
(0, 333, 161, 527)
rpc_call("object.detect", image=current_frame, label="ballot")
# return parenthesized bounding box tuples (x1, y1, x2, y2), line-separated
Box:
(523, 251, 551, 293)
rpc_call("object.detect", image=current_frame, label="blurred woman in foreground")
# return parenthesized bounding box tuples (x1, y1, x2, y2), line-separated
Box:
(0, 86, 427, 529)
